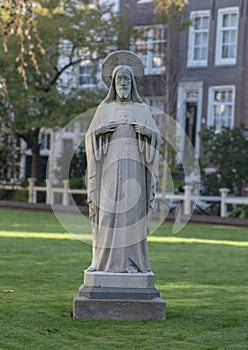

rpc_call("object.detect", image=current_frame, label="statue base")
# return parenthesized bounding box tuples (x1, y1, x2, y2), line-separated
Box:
(73, 271, 166, 321)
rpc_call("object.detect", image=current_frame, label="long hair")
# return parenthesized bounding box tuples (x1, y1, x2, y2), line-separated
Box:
(101, 65, 143, 104)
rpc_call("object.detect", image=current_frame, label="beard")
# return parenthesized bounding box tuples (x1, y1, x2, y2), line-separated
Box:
(117, 88, 130, 99)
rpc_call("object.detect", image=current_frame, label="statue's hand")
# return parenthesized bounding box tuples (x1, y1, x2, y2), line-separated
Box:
(95, 122, 118, 136)
(134, 124, 153, 139)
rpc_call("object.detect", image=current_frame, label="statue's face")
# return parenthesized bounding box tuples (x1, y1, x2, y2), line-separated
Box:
(115, 69, 132, 100)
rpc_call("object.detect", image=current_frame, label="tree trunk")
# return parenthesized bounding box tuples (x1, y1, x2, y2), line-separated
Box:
(160, 11, 171, 222)
(31, 145, 41, 181)
(16, 130, 41, 181)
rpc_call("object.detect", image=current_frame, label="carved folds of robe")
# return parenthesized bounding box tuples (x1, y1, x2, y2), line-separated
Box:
(86, 102, 160, 273)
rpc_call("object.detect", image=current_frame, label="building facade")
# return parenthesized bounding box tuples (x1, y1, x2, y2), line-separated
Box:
(19, 0, 248, 181)
(176, 0, 248, 155)
(120, 0, 166, 107)
(119, 0, 248, 156)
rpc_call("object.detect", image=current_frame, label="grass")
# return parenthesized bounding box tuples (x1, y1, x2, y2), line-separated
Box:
(0, 208, 248, 350)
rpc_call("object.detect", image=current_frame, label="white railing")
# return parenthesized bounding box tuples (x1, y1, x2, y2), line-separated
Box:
(155, 187, 248, 218)
(29, 178, 87, 206)
(0, 178, 87, 207)
(0, 180, 247, 218)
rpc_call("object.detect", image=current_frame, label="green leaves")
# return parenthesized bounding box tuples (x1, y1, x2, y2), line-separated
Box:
(0, 0, 46, 88)
(153, 0, 188, 24)
(0, 0, 120, 178)
(199, 127, 248, 195)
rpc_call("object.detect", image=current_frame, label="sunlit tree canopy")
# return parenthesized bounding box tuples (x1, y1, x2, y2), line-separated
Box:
(0, 0, 48, 87)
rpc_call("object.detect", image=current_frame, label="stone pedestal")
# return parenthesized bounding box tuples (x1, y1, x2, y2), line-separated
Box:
(73, 271, 166, 321)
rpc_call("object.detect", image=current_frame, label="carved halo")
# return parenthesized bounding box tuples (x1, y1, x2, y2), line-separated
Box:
(101, 50, 144, 88)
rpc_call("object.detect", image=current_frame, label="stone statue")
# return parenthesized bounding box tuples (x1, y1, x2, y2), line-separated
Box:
(85, 51, 161, 273)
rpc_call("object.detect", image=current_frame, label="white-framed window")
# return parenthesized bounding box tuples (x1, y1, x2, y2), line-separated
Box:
(40, 132, 51, 151)
(78, 61, 97, 86)
(208, 86, 235, 132)
(132, 25, 166, 75)
(215, 7, 239, 65)
(187, 10, 210, 67)
(75, 48, 97, 87)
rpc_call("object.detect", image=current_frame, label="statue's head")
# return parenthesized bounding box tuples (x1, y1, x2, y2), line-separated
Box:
(114, 66, 132, 102)
(101, 51, 144, 104)
(102, 65, 143, 104)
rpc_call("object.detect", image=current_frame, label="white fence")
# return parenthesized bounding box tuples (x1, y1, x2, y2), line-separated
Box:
(29, 178, 87, 206)
(0, 178, 87, 208)
(156, 187, 248, 218)
(0, 179, 248, 218)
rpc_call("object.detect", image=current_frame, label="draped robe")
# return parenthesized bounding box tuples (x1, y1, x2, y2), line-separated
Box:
(85, 101, 160, 273)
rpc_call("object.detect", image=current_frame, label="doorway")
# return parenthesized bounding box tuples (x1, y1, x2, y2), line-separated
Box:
(177, 81, 203, 157)
(185, 101, 197, 147)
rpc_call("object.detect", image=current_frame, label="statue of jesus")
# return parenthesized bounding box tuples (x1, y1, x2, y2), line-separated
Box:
(85, 51, 161, 273)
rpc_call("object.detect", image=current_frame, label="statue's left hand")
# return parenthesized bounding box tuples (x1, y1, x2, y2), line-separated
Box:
(134, 124, 153, 139)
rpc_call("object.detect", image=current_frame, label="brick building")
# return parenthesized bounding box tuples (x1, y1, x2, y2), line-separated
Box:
(176, 0, 248, 155)
(119, 0, 167, 111)
(19, 0, 248, 180)
(119, 0, 248, 156)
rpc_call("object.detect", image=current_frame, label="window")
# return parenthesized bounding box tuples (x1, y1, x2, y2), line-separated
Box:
(40, 133, 51, 150)
(78, 61, 97, 86)
(76, 48, 97, 86)
(208, 86, 235, 132)
(187, 11, 210, 67)
(133, 25, 166, 75)
(145, 97, 165, 112)
(215, 7, 239, 65)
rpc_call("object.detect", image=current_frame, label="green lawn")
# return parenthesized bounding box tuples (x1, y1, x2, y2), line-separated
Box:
(0, 208, 247, 350)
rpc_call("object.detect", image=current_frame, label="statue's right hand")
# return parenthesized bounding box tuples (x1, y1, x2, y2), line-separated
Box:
(95, 122, 118, 136)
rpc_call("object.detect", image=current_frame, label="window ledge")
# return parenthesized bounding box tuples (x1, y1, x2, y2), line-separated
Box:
(187, 61, 208, 68)
(137, 0, 152, 4)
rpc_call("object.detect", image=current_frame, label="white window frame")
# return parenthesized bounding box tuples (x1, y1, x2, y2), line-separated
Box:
(187, 10, 210, 67)
(215, 7, 239, 66)
(132, 25, 166, 75)
(207, 85, 235, 132)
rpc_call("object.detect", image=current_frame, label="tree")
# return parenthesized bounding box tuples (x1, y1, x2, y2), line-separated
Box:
(199, 127, 248, 196)
(0, 121, 19, 182)
(0, 76, 20, 181)
(0, 0, 120, 180)
(152, 0, 189, 116)
(151, 0, 189, 209)
(0, 0, 45, 88)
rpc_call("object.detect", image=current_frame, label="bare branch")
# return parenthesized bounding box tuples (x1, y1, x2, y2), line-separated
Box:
(45, 57, 83, 92)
